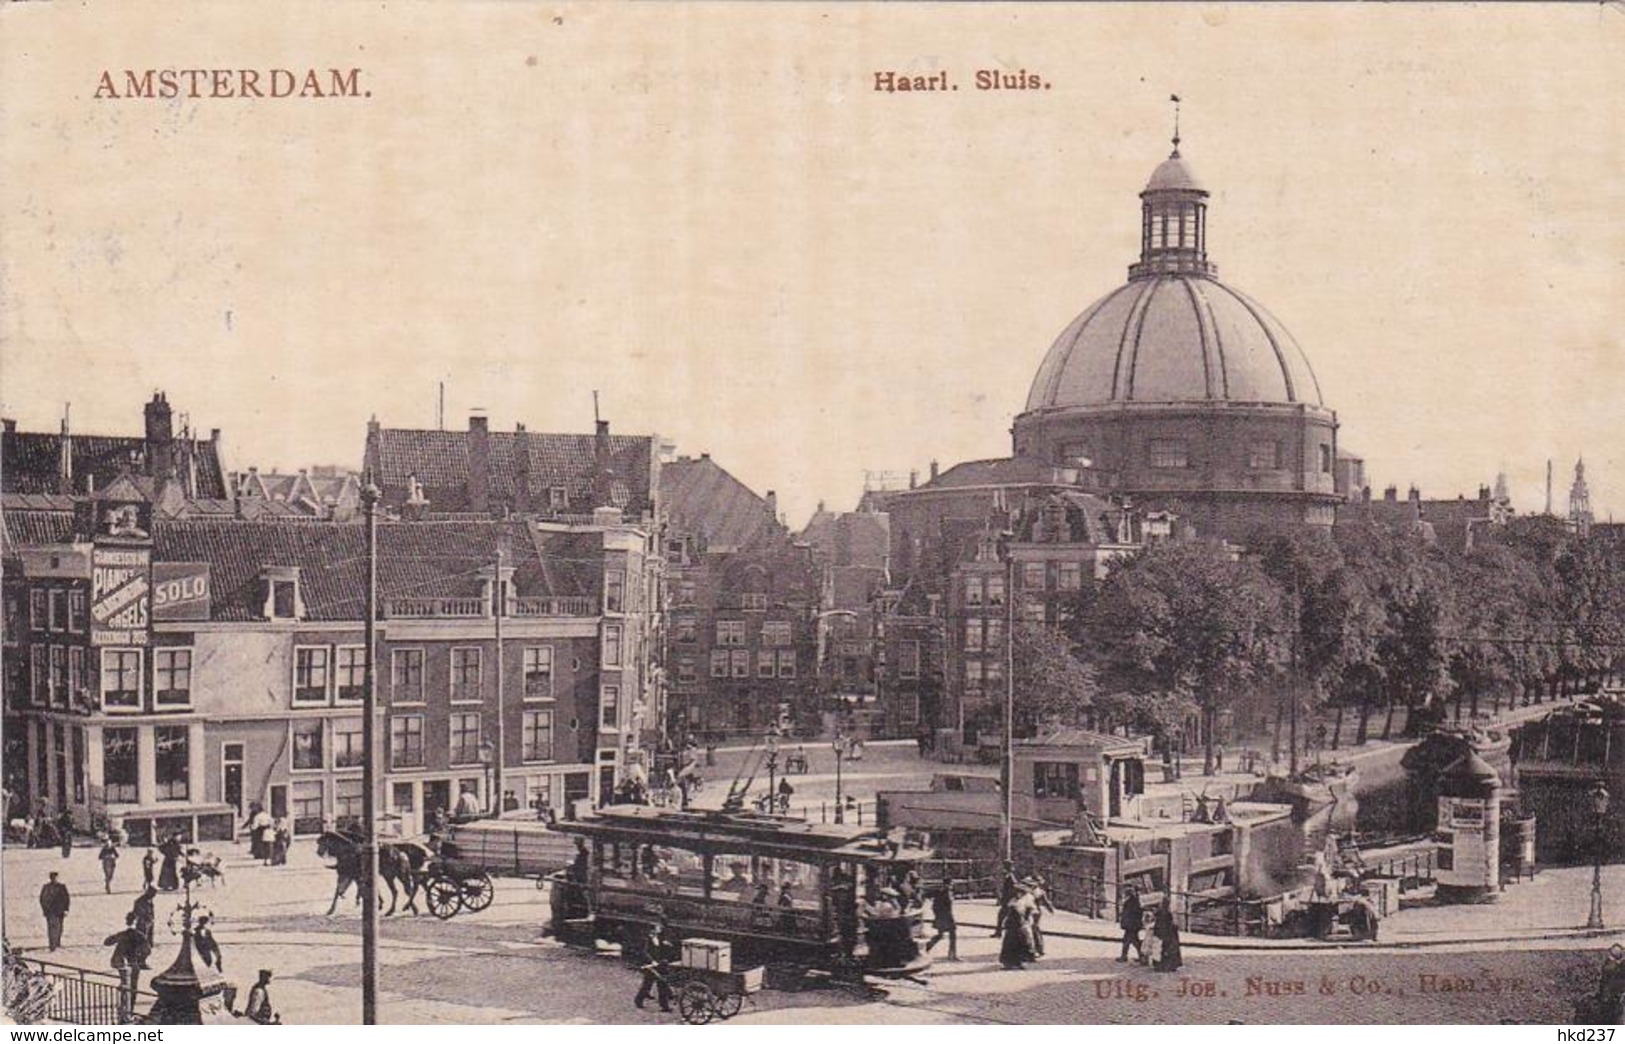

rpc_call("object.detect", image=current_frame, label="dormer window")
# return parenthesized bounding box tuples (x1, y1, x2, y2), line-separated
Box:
(262, 566, 303, 621)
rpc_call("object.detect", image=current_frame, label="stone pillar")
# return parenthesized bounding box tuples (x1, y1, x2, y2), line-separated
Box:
(188, 721, 207, 804)
(137, 725, 158, 807)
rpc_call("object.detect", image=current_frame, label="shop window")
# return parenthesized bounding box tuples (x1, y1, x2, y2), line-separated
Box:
(155, 725, 189, 801)
(154, 648, 192, 707)
(103, 727, 138, 803)
(390, 715, 425, 769)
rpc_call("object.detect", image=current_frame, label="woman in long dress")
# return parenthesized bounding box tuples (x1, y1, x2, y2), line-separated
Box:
(1151, 903, 1182, 973)
(156, 834, 183, 891)
(998, 892, 1036, 970)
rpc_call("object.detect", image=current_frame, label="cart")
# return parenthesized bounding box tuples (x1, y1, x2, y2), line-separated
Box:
(663, 965, 764, 1024)
(420, 858, 496, 920)
(783, 750, 809, 775)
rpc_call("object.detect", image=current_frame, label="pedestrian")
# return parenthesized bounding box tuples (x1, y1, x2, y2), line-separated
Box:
(992, 859, 1020, 936)
(130, 885, 157, 947)
(923, 883, 959, 961)
(98, 838, 120, 893)
(997, 890, 1036, 970)
(57, 808, 74, 858)
(105, 913, 152, 991)
(271, 817, 291, 865)
(777, 776, 794, 814)
(141, 847, 157, 890)
(157, 833, 183, 891)
(1151, 903, 1183, 972)
(1591, 943, 1625, 1024)
(776, 881, 798, 934)
(633, 920, 678, 1013)
(1117, 885, 1144, 963)
(194, 915, 223, 972)
(242, 969, 277, 1024)
(39, 871, 70, 951)
(1026, 876, 1057, 957)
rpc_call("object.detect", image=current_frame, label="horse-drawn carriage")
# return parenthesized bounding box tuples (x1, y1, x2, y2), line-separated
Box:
(419, 858, 496, 919)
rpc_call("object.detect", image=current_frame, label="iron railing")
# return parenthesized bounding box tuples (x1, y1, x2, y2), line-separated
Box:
(5, 953, 157, 1025)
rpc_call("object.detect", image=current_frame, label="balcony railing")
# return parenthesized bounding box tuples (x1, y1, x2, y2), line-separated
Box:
(384, 596, 597, 620)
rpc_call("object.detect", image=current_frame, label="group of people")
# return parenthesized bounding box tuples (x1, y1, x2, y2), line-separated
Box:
(243, 805, 292, 865)
(994, 861, 1058, 970)
(1117, 885, 1183, 973)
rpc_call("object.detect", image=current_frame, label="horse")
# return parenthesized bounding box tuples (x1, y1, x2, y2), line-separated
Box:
(315, 831, 421, 916)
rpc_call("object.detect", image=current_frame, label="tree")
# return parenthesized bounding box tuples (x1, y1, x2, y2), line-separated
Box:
(1011, 621, 1097, 733)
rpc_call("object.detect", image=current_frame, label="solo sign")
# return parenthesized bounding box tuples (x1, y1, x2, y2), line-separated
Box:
(153, 563, 211, 622)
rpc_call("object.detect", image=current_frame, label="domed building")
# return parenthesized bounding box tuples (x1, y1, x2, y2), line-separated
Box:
(1012, 141, 1340, 539)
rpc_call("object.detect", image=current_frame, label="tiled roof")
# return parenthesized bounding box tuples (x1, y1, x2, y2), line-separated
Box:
(369, 427, 655, 518)
(660, 456, 774, 550)
(147, 519, 602, 621)
(799, 510, 890, 570)
(2, 431, 228, 499)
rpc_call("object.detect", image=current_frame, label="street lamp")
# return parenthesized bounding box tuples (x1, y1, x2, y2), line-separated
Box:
(831, 734, 851, 824)
(1587, 781, 1610, 930)
(765, 730, 780, 813)
(479, 739, 497, 816)
(995, 530, 1015, 863)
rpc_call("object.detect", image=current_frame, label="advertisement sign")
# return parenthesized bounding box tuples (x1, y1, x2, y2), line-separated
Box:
(91, 546, 151, 646)
(152, 562, 211, 622)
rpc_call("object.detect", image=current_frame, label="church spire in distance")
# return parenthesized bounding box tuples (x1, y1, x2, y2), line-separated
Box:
(1130, 96, 1215, 280)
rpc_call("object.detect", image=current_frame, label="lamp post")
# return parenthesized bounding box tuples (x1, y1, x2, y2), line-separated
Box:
(359, 479, 380, 1025)
(765, 731, 779, 813)
(1587, 781, 1610, 930)
(996, 531, 1015, 862)
(832, 734, 850, 824)
(479, 740, 496, 816)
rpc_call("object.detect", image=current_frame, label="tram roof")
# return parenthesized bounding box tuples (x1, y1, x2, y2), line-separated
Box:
(554, 805, 934, 862)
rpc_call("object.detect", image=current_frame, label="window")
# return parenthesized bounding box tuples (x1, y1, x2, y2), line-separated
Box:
(600, 686, 619, 729)
(898, 641, 921, 680)
(293, 719, 324, 771)
(985, 657, 1005, 683)
(1033, 761, 1080, 800)
(450, 647, 482, 702)
(522, 709, 554, 762)
(522, 646, 554, 699)
(103, 727, 138, 803)
(757, 650, 776, 678)
(899, 691, 919, 727)
(601, 625, 622, 668)
(30, 645, 47, 705)
(335, 646, 365, 701)
(334, 779, 363, 831)
(674, 580, 696, 606)
(390, 715, 425, 769)
(30, 590, 46, 631)
(391, 649, 425, 703)
(271, 580, 299, 619)
(1022, 562, 1046, 591)
(776, 650, 796, 678)
(68, 647, 84, 704)
(964, 577, 983, 605)
(68, 590, 87, 633)
(1150, 438, 1189, 469)
(101, 649, 141, 709)
(761, 620, 792, 646)
(603, 570, 624, 613)
(716, 620, 745, 646)
(155, 725, 189, 801)
(1320, 444, 1333, 474)
(965, 620, 984, 653)
(291, 780, 324, 834)
(549, 486, 568, 511)
(449, 712, 481, 765)
(965, 661, 985, 692)
(1058, 562, 1083, 592)
(1247, 440, 1280, 470)
(333, 718, 364, 769)
(729, 649, 749, 678)
(710, 650, 729, 678)
(985, 618, 1005, 649)
(153, 648, 192, 707)
(294, 646, 330, 704)
(741, 592, 768, 611)
(674, 615, 696, 643)
(49, 590, 67, 632)
(677, 656, 696, 684)
(986, 574, 1006, 605)
(49, 645, 66, 707)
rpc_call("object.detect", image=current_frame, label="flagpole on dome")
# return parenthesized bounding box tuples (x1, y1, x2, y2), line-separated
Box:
(1170, 93, 1181, 156)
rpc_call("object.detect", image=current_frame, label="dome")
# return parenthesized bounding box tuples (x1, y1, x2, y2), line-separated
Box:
(1144, 152, 1203, 193)
(1024, 274, 1324, 411)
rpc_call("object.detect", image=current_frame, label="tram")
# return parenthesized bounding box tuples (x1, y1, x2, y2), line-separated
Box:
(547, 804, 935, 980)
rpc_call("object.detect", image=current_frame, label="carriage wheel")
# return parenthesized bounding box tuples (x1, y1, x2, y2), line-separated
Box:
(463, 872, 495, 912)
(676, 982, 714, 1025)
(714, 991, 743, 1020)
(424, 877, 462, 920)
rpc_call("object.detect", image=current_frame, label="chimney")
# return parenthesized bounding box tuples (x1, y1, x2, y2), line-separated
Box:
(765, 490, 778, 524)
(144, 391, 174, 482)
(2, 418, 15, 434)
(929, 459, 939, 482)
(593, 419, 612, 507)
(57, 413, 72, 494)
(1408, 485, 1420, 503)
(514, 423, 533, 515)
(1383, 485, 1398, 503)
(468, 412, 490, 513)
(909, 469, 918, 490)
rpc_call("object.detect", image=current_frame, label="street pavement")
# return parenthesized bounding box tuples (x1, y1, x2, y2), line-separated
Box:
(4, 836, 1617, 1024)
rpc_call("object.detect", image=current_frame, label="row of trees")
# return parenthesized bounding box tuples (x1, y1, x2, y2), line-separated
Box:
(1011, 515, 1625, 772)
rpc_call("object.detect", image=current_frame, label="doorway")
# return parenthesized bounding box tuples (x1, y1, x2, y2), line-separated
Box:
(424, 779, 452, 823)
(268, 783, 288, 820)
(222, 743, 245, 820)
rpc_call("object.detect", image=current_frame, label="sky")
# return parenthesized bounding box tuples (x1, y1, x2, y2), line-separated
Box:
(2, 3, 1622, 529)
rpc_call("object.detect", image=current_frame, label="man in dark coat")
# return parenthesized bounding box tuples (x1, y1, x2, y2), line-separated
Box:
(141, 848, 157, 890)
(57, 809, 74, 858)
(991, 860, 1020, 936)
(39, 871, 70, 950)
(130, 886, 157, 949)
(105, 913, 153, 993)
(633, 920, 679, 1012)
(1117, 886, 1144, 963)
